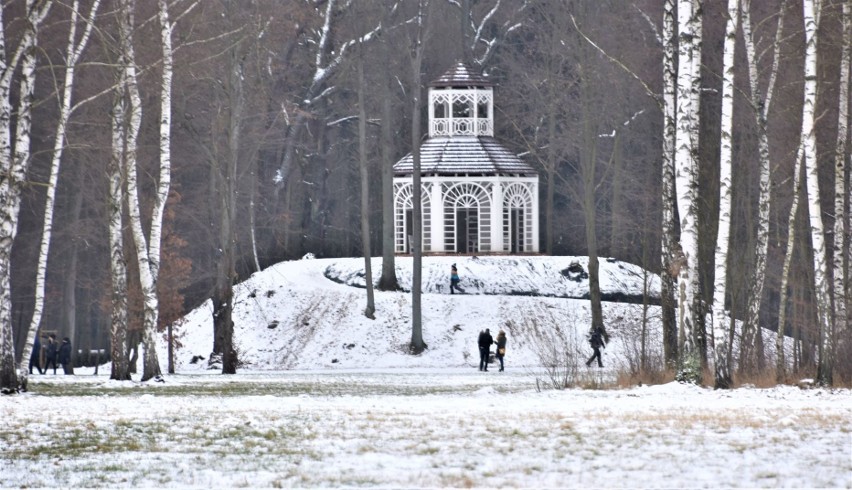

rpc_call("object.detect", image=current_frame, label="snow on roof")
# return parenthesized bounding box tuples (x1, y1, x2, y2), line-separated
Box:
(393, 136, 536, 176)
(430, 61, 493, 87)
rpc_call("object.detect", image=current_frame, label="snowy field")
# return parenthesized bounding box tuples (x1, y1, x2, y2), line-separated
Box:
(3, 256, 849, 488)
(3, 369, 851, 488)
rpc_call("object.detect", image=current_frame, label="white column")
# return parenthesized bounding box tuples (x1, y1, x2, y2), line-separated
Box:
(428, 90, 435, 137)
(531, 179, 540, 252)
(431, 181, 444, 252)
(490, 181, 503, 252)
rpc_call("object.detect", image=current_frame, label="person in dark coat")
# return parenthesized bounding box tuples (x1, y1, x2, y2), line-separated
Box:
(45, 334, 59, 375)
(58, 337, 73, 375)
(477, 328, 493, 371)
(585, 326, 606, 368)
(29, 334, 43, 375)
(495, 329, 507, 372)
(450, 264, 463, 294)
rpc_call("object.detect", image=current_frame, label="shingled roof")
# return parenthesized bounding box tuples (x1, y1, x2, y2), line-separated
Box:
(429, 61, 493, 87)
(393, 136, 536, 176)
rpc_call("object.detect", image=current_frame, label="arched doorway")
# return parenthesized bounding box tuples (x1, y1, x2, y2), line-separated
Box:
(444, 183, 491, 253)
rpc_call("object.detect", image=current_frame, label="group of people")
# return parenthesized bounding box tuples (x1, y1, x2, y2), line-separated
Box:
(454, 264, 608, 371)
(477, 328, 507, 372)
(29, 333, 73, 375)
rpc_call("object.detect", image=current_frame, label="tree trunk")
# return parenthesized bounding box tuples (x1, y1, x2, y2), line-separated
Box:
(19, 0, 98, 385)
(740, 0, 785, 376)
(409, 0, 429, 355)
(0, 0, 52, 393)
(831, 0, 850, 369)
(378, 0, 400, 291)
(710, 0, 738, 389)
(661, 0, 679, 369)
(357, 56, 375, 319)
(800, 0, 833, 386)
(221, 33, 243, 375)
(119, 0, 162, 382)
(674, 0, 702, 379)
(109, 86, 130, 382)
(778, 147, 805, 381)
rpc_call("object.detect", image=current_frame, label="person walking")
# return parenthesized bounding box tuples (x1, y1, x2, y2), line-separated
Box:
(29, 334, 43, 375)
(59, 337, 73, 375)
(44, 334, 59, 374)
(495, 329, 507, 372)
(477, 328, 493, 371)
(585, 326, 607, 368)
(450, 264, 463, 294)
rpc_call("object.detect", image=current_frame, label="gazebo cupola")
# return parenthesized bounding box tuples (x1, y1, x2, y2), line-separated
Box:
(393, 61, 540, 255)
(428, 63, 494, 138)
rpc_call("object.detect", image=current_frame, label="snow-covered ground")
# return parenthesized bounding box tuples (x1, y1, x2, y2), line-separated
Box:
(5, 369, 851, 488)
(3, 256, 849, 488)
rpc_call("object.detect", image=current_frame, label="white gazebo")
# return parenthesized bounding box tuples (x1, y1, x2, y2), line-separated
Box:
(393, 62, 540, 254)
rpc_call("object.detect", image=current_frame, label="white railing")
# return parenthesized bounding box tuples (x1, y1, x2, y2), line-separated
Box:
(430, 118, 493, 137)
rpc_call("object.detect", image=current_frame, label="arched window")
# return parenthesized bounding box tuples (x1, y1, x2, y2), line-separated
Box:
(394, 183, 432, 253)
(502, 183, 533, 253)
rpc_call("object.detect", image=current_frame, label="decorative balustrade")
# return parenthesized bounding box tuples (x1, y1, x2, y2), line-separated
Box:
(430, 117, 493, 137)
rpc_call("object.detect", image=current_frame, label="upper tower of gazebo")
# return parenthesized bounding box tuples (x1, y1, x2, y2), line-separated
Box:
(428, 62, 494, 138)
(392, 61, 539, 255)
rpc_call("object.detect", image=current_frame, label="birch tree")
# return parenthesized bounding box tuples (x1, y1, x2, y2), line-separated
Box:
(738, 0, 786, 375)
(798, 0, 834, 385)
(832, 0, 850, 363)
(673, 0, 703, 380)
(710, 0, 739, 390)
(0, 0, 53, 393)
(15, 0, 100, 389)
(109, 77, 130, 381)
(661, 0, 679, 368)
(118, 0, 168, 382)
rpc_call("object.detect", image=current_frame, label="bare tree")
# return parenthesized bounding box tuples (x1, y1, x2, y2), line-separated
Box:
(738, 0, 787, 375)
(0, 0, 53, 393)
(17, 0, 100, 389)
(710, 0, 739, 390)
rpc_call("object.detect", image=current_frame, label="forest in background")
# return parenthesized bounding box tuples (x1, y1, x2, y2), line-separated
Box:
(0, 0, 848, 389)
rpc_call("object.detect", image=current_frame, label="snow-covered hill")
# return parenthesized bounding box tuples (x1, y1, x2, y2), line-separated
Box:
(163, 255, 667, 372)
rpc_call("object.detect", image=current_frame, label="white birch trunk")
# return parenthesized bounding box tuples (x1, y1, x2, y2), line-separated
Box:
(801, 0, 834, 385)
(118, 0, 161, 382)
(739, 0, 785, 374)
(109, 86, 130, 381)
(0, 0, 52, 392)
(661, 0, 679, 368)
(710, 0, 738, 389)
(674, 0, 701, 375)
(832, 1, 850, 361)
(19, 0, 100, 385)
